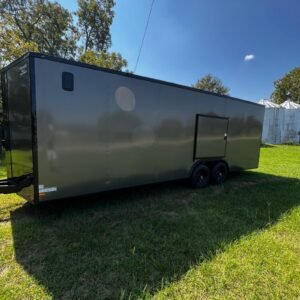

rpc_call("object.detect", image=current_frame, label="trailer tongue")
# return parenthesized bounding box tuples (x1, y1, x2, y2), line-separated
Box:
(0, 174, 32, 194)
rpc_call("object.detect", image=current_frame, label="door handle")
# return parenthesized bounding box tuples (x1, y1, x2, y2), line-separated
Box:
(224, 133, 228, 141)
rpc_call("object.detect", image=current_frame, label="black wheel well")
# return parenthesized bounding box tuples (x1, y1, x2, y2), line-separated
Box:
(207, 160, 229, 170)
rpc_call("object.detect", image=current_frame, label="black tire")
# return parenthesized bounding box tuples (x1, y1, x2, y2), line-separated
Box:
(191, 164, 210, 188)
(211, 162, 228, 185)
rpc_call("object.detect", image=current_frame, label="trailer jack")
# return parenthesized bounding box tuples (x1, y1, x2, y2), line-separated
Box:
(0, 174, 33, 194)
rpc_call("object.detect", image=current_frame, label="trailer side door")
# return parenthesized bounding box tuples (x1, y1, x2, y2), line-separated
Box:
(194, 114, 228, 159)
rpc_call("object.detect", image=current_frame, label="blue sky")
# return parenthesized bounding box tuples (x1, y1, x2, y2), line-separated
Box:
(59, 0, 300, 102)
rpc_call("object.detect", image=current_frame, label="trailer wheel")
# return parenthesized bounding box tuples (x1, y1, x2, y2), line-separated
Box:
(191, 164, 210, 188)
(211, 162, 228, 185)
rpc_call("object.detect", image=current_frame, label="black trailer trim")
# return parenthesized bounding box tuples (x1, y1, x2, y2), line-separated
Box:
(195, 156, 226, 161)
(0, 71, 13, 177)
(196, 114, 229, 120)
(192, 114, 199, 161)
(1, 52, 263, 108)
(29, 56, 39, 204)
(224, 118, 230, 157)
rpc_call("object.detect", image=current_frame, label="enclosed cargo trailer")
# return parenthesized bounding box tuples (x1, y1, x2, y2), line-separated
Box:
(0, 53, 264, 203)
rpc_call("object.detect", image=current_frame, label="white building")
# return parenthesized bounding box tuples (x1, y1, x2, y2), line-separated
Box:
(259, 99, 300, 144)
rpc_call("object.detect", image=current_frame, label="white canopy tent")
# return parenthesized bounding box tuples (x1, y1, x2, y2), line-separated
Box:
(259, 99, 300, 144)
(281, 100, 300, 109)
(281, 100, 300, 143)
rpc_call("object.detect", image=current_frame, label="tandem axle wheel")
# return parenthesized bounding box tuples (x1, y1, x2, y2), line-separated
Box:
(190, 161, 228, 188)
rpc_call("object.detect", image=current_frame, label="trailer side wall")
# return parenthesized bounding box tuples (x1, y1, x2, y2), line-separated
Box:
(34, 58, 264, 201)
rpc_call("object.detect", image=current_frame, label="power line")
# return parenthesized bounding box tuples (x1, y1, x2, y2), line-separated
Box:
(134, 0, 155, 73)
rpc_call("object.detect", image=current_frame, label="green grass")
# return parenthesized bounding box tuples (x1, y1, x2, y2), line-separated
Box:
(0, 145, 299, 299)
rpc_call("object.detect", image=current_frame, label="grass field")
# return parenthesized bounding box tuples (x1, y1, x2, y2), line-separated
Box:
(0, 145, 299, 299)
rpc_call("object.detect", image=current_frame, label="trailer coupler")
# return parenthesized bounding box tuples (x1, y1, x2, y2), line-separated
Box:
(0, 174, 33, 194)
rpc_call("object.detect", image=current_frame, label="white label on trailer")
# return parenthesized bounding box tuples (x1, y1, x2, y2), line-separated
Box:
(19, 64, 27, 76)
(39, 186, 57, 193)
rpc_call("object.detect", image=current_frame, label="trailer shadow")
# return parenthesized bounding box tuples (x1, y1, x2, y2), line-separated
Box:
(10, 171, 300, 299)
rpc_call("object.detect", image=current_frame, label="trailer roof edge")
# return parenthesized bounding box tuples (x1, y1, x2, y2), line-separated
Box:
(0, 52, 31, 73)
(1, 52, 263, 108)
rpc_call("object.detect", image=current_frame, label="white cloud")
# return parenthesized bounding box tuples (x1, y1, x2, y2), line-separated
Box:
(244, 54, 255, 61)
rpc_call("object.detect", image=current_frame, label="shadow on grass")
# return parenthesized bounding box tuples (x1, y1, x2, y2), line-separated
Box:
(11, 171, 300, 299)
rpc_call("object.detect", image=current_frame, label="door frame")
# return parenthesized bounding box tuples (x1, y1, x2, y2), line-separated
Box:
(193, 114, 229, 161)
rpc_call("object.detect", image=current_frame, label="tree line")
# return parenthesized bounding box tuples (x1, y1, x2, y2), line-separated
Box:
(192, 69, 300, 105)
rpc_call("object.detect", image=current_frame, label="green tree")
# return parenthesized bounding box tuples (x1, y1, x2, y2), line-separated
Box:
(33, 1, 78, 58)
(0, 0, 127, 71)
(0, 18, 39, 67)
(193, 74, 230, 95)
(272, 67, 300, 104)
(76, 0, 115, 52)
(76, 0, 127, 70)
(0, 0, 77, 64)
(79, 50, 127, 71)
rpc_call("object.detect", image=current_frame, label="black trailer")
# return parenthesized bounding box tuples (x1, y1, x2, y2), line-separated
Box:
(0, 53, 264, 203)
